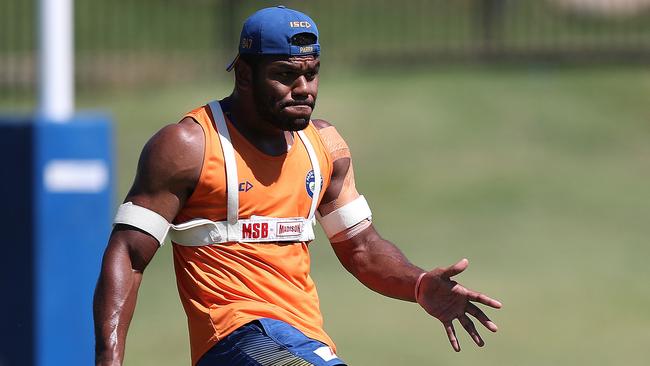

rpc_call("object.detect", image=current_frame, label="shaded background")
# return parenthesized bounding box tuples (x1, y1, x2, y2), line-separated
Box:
(2, 1, 650, 365)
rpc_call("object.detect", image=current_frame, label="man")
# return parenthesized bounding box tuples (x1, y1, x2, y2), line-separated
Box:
(94, 6, 501, 366)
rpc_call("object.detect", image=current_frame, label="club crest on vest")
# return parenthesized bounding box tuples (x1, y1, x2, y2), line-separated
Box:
(305, 169, 323, 198)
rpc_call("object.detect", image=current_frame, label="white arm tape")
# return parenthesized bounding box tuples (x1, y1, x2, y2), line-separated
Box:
(317, 195, 372, 238)
(113, 202, 170, 246)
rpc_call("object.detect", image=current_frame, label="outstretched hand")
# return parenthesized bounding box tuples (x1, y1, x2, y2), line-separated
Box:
(416, 258, 502, 352)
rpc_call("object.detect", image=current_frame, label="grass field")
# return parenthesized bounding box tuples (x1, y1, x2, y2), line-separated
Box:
(72, 66, 650, 365)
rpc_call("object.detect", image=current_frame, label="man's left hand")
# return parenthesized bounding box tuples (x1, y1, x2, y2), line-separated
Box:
(416, 258, 502, 351)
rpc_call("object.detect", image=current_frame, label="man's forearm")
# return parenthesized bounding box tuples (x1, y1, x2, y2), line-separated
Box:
(93, 241, 144, 365)
(332, 227, 424, 302)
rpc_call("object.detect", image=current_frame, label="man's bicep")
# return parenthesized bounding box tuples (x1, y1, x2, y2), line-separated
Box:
(317, 125, 360, 214)
(115, 120, 204, 245)
(318, 157, 372, 242)
(124, 120, 203, 221)
(316, 124, 372, 241)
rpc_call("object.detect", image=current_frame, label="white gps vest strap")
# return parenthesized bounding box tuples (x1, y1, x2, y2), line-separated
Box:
(297, 130, 321, 222)
(169, 216, 315, 245)
(208, 100, 239, 225)
(317, 195, 372, 238)
(114, 202, 170, 245)
(168, 100, 322, 246)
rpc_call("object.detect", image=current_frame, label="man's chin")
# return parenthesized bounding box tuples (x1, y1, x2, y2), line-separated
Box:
(282, 118, 310, 131)
(270, 112, 312, 131)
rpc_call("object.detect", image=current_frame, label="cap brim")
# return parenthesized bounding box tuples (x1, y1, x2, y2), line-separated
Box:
(226, 54, 240, 72)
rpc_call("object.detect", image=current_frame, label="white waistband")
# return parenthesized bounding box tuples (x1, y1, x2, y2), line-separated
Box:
(169, 216, 315, 246)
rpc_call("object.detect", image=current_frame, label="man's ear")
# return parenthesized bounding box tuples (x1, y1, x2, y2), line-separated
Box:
(234, 61, 254, 91)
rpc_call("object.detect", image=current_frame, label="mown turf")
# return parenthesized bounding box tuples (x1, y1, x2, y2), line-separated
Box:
(74, 66, 650, 365)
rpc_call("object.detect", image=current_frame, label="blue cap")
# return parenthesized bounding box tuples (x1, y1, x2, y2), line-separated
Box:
(226, 5, 320, 71)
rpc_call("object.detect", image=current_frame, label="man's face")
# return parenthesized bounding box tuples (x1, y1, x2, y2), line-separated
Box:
(251, 55, 320, 131)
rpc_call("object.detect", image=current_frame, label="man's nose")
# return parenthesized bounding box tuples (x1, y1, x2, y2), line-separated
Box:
(291, 76, 310, 99)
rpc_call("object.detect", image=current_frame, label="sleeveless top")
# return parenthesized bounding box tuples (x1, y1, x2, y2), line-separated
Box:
(171, 103, 334, 364)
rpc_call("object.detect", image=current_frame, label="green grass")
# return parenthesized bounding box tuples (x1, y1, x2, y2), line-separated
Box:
(73, 66, 650, 365)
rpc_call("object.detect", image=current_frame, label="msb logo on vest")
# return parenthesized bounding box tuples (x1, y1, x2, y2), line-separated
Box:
(240, 221, 304, 240)
(241, 223, 268, 239)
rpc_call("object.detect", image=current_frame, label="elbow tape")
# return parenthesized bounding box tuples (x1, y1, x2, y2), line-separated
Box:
(317, 195, 372, 238)
(113, 202, 170, 245)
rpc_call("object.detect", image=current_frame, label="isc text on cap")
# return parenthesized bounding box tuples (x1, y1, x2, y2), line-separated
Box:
(289, 21, 311, 28)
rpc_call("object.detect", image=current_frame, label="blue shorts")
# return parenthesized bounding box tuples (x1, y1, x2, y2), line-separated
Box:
(197, 318, 347, 366)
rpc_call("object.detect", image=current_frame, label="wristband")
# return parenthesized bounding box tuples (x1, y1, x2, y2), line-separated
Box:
(414, 272, 427, 302)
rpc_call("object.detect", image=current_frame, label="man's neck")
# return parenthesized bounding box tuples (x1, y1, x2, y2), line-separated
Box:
(223, 95, 294, 156)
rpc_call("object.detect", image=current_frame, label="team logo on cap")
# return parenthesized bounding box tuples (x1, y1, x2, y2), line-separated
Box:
(305, 170, 323, 198)
(289, 21, 311, 28)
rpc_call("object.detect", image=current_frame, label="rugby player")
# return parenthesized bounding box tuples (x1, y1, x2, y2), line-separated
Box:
(94, 6, 501, 366)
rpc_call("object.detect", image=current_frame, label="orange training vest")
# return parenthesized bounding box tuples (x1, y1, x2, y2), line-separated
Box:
(172, 103, 334, 365)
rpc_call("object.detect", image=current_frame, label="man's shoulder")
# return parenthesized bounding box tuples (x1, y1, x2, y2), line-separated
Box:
(138, 118, 204, 182)
(310, 118, 351, 161)
(124, 117, 204, 204)
(149, 118, 204, 151)
(312, 118, 333, 130)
